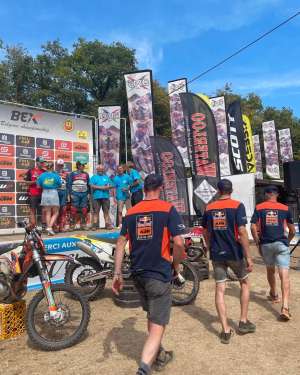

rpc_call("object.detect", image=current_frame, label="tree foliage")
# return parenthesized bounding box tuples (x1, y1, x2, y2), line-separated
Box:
(0, 40, 299, 161)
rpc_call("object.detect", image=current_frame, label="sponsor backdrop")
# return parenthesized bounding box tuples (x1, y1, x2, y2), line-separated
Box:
(180, 92, 219, 215)
(226, 101, 247, 174)
(150, 136, 190, 225)
(98, 106, 121, 177)
(168, 78, 190, 167)
(210, 96, 231, 177)
(124, 70, 155, 177)
(262, 120, 280, 179)
(278, 128, 294, 163)
(98, 106, 121, 226)
(252, 134, 264, 180)
(0, 102, 94, 231)
(242, 114, 256, 174)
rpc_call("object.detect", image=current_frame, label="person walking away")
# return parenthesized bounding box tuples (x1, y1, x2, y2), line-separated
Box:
(37, 162, 61, 236)
(113, 165, 132, 228)
(90, 164, 114, 230)
(23, 156, 46, 226)
(202, 179, 256, 344)
(67, 161, 90, 230)
(251, 185, 295, 321)
(55, 159, 69, 232)
(112, 174, 186, 374)
(126, 161, 143, 206)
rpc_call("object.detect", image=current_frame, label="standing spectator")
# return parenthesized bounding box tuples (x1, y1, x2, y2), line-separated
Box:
(202, 179, 255, 344)
(37, 162, 61, 236)
(56, 159, 69, 232)
(251, 185, 295, 321)
(90, 164, 114, 230)
(67, 161, 90, 230)
(126, 161, 143, 206)
(113, 165, 132, 228)
(112, 174, 185, 374)
(24, 156, 46, 226)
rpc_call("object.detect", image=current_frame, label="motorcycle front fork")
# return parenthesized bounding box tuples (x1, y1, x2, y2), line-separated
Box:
(33, 249, 58, 317)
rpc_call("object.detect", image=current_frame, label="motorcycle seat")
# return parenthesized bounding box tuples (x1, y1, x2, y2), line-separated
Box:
(86, 235, 117, 245)
(0, 241, 23, 255)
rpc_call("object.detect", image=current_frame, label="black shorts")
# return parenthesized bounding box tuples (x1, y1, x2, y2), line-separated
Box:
(212, 259, 248, 283)
(133, 275, 172, 326)
(28, 195, 41, 209)
(93, 198, 110, 212)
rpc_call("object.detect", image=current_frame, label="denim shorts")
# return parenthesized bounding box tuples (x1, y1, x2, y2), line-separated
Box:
(261, 241, 290, 269)
(58, 190, 67, 207)
(71, 192, 88, 208)
(41, 189, 59, 207)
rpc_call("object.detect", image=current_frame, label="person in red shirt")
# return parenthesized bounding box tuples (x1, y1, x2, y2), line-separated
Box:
(24, 156, 46, 226)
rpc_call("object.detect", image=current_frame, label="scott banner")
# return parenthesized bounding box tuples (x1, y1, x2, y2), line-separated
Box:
(0, 102, 94, 232)
(242, 114, 256, 174)
(98, 106, 121, 178)
(252, 134, 263, 180)
(150, 136, 190, 223)
(210, 96, 231, 177)
(124, 70, 155, 177)
(180, 92, 219, 215)
(278, 128, 293, 163)
(262, 121, 280, 179)
(227, 101, 247, 174)
(168, 78, 189, 167)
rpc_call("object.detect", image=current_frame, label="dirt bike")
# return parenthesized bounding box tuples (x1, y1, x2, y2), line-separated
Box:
(64, 233, 199, 306)
(0, 221, 90, 351)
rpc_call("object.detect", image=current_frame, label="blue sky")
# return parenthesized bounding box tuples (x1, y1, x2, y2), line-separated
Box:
(1, 0, 300, 115)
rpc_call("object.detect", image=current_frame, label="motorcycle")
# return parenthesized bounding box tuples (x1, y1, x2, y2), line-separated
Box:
(64, 233, 200, 306)
(0, 221, 90, 351)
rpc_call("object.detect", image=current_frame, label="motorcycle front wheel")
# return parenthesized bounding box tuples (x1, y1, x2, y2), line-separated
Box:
(26, 284, 90, 351)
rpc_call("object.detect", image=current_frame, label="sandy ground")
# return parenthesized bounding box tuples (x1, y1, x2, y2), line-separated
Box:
(1, 246, 300, 375)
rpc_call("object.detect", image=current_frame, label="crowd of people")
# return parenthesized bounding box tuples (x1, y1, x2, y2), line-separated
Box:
(113, 175, 296, 374)
(24, 157, 144, 235)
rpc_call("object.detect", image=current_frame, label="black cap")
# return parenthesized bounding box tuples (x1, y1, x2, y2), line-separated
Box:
(217, 179, 233, 194)
(36, 156, 45, 163)
(144, 174, 163, 191)
(264, 185, 279, 194)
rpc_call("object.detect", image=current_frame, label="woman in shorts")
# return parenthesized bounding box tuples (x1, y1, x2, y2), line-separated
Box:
(37, 162, 62, 236)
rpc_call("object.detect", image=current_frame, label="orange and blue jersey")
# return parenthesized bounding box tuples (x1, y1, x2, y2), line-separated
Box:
(202, 198, 247, 261)
(251, 201, 293, 245)
(120, 199, 185, 282)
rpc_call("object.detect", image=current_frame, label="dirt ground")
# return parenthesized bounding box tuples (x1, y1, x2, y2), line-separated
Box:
(1, 246, 300, 375)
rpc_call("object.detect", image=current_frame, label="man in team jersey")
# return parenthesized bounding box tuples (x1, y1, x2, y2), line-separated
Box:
(202, 179, 256, 344)
(112, 174, 185, 374)
(251, 185, 295, 321)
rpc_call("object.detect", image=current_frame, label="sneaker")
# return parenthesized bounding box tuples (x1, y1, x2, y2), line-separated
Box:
(153, 349, 174, 372)
(46, 228, 55, 236)
(91, 225, 98, 231)
(238, 320, 256, 334)
(220, 329, 233, 344)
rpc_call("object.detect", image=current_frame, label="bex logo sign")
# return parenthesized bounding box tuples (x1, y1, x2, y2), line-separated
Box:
(11, 111, 43, 124)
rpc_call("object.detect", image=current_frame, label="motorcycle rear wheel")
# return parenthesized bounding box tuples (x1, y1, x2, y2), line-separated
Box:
(26, 284, 90, 351)
(65, 257, 106, 300)
(171, 260, 199, 306)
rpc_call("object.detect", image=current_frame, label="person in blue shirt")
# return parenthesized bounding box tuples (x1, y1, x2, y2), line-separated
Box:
(90, 164, 114, 230)
(113, 165, 132, 227)
(126, 161, 143, 206)
(37, 162, 62, 236)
